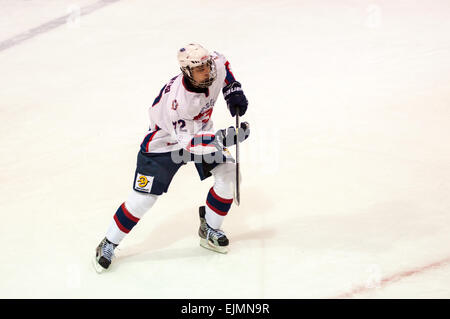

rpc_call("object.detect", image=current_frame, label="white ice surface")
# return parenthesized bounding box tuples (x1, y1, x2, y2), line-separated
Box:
(0, 0, 450, 298)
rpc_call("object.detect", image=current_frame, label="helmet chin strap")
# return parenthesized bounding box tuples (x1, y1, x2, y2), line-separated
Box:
(193, 78, 212, 89)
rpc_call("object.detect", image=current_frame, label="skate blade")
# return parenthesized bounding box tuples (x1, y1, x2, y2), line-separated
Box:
(200, 238, 228, 254)
(92, 255, 107, 274)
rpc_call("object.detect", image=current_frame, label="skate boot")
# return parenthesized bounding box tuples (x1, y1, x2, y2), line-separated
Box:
(198, 206, 229, 254)
(92, 237, 118, 273)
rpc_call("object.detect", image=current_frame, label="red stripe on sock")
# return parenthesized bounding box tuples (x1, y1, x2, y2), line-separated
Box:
(113, 214, 130, 234)
(210, 187, 233, 204)
(206, 200, 228, 216)
(121, 203, 140, 223)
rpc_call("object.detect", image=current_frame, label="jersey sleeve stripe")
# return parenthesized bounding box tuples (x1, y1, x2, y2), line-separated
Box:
(140, 129, 160, 153)
(186, 134, 216, 152)
(189, 134, 215, 147)
(224, 61, 236, 85)
(152, 85, 167, 107)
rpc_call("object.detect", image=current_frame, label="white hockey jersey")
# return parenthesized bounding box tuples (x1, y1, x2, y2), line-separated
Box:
(140, 52, 237, 155)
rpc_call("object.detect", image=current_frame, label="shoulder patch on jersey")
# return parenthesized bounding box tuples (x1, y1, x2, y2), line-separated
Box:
(171, 99, 178, 110)
(165, 75, 178, 93)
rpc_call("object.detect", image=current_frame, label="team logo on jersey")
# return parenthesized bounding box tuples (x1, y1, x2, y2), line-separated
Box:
(138, 176, 148, 187)
(134, 173, 154, 193)
(171, 99, 178, 110)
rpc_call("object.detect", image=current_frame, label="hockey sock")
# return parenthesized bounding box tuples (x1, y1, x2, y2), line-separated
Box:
(205, 186, 233, 229)
(106, 202, 140, 244)
(106, 191, 158, 245)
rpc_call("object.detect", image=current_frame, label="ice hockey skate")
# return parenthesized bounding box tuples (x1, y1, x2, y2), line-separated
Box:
(198, 206, 229, 254)
(92, 237, 118, 273)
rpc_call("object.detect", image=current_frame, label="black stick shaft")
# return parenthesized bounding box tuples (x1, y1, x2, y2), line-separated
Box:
(235, 110, 240, 205)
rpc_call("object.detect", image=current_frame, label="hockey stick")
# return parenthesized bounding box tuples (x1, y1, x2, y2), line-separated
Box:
(235, 108, 241, 206)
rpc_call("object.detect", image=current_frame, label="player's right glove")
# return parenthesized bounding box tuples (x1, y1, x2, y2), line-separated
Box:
(215, 122, 250, 147)
(223, 81, 248, 117)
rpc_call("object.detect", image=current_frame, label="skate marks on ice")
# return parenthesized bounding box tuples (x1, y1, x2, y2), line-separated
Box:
(333, 255, 450, 298)
(235, 197, 450, 298)
(298, 200, 450, 298)
(0, 0, 121, 53)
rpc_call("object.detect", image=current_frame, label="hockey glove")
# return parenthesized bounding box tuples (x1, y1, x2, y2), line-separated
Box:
(216, 122, 250, 147)
(223, 81, 248, 117)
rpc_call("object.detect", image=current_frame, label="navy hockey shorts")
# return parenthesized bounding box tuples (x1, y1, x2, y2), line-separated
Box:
(132, 150, 223, 195)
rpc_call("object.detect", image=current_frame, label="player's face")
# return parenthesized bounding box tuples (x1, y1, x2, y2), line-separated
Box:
(191, 63, 211, 85)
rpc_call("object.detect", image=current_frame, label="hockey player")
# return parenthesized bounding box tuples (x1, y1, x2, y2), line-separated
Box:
(93, 43, 249, 273)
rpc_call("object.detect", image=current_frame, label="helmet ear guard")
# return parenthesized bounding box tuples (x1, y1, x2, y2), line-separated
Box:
(180, 65, 193, 79)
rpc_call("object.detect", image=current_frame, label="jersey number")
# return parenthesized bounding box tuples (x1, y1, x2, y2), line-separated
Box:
(173, 120, 186, 132)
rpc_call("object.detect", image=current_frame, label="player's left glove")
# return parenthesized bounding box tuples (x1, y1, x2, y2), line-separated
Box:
(215, 122, 250, 147)
(223, 81, 248, 117)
